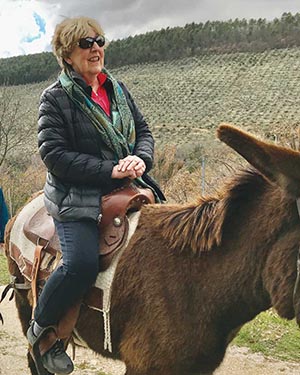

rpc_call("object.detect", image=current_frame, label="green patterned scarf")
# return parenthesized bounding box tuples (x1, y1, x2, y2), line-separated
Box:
(59, 68, 161, 202)
(59, 68, 135, 160)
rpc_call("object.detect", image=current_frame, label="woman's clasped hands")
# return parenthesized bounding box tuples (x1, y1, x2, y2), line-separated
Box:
(111, 155, 146, 179)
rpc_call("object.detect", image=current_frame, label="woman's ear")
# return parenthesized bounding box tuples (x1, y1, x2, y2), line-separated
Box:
(64, 57, 72, 65)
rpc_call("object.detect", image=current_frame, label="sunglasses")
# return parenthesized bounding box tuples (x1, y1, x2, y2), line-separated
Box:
(78, 35, 105, 49)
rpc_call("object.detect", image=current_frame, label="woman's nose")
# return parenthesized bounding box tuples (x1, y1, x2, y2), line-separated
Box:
(91, 42, 102, 51)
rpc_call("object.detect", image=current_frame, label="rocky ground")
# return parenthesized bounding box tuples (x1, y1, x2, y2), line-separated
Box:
(1, 286, 300, 375)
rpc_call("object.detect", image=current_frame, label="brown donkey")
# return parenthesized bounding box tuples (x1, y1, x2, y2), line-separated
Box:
(4, 124, 300, 375)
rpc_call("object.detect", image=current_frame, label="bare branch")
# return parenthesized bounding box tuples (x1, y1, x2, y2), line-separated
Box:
(0, 85, 35, 167)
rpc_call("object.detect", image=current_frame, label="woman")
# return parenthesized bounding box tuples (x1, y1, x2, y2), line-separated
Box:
(27, 16, 165, 374)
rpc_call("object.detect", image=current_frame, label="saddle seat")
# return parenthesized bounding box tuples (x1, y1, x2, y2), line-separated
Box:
(23, 182, 155, 272)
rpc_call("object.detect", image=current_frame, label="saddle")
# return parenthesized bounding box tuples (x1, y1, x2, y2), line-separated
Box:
(24, 183, 154, 261)
(22, 183, 154, 306)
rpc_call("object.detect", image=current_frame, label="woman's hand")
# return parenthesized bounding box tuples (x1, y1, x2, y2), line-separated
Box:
(111, 165, 137, 179)
(118, 155, 146, 177)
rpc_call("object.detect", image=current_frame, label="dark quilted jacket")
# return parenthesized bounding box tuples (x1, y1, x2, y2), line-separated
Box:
(38, 71, 164, 221)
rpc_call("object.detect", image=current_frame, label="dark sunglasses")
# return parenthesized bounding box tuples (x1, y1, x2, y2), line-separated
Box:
(78, 35, 105, 49)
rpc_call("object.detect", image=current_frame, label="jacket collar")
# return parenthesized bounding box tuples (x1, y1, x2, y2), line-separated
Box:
(68, 70, 109, 97)
(68, 70, 92, 96)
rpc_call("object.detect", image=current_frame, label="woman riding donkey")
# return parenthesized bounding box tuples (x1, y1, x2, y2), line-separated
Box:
(27, 16, 165, 374)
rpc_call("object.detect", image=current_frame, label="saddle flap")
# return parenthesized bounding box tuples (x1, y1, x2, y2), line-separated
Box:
(103, 223, 126, 246)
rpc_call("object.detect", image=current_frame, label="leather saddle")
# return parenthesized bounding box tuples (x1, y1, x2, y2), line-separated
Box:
(23, 182, 155, 274)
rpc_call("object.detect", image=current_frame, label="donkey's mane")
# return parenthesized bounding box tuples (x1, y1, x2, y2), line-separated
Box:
(147, 168, 268, 254)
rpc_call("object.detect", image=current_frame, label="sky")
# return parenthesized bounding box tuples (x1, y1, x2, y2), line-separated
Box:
(1, 0, 300, 58)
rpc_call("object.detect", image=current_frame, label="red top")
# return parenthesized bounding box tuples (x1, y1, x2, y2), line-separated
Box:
(90, 72, 111, 117)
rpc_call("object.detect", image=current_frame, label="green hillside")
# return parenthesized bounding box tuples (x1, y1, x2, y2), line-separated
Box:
(3, 46, 300, 155)
(108, 47, 300, 147)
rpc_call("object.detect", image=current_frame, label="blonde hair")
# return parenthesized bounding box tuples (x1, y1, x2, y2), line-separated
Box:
(52, 16, 105, 69)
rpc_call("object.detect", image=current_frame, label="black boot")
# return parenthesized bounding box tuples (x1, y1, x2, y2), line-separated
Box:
(27, 322, 74, 375)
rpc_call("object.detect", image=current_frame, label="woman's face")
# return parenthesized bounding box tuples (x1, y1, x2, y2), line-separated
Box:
(65, 28, 105, 83)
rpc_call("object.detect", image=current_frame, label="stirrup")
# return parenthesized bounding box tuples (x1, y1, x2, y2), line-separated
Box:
(27, 324, 57, 375)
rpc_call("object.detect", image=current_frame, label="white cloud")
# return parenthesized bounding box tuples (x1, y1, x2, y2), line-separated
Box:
(0, 0, 57, 58)
(1, 0, 300, 58)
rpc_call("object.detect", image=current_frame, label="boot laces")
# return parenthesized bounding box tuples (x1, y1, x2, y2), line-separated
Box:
(51, 340, 65, 356)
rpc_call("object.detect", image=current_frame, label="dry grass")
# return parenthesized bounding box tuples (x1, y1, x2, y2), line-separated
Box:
(1, 156, 46, 216)
(0, 253, 9, 285)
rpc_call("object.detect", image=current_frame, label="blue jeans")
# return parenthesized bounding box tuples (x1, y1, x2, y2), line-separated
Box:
(34, 219, 99, 327)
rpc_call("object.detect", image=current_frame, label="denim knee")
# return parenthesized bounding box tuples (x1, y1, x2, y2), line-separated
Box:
(54, 219, 100, 285)
(63, 259, 99, 284)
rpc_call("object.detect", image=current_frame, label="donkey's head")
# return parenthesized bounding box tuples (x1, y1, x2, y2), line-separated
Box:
(217, 124, 300, 324)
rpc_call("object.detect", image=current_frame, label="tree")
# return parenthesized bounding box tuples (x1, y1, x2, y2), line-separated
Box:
(0, 85, 35, 168)
(0, 85, 44, 215)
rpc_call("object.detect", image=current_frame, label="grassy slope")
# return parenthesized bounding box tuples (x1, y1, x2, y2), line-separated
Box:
(6, 47, 300, 158)
(112, 48, 300, 147)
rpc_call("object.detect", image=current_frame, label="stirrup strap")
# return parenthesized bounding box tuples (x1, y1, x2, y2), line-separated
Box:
(31, 243, 45, 316)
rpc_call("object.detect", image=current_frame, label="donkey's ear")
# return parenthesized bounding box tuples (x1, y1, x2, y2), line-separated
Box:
(217, 124, 300, 197)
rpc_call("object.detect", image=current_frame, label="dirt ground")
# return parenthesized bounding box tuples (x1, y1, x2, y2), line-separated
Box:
(1, 286, 300, 375)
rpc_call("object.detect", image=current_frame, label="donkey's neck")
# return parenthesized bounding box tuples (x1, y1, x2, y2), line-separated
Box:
(142, 168, 300, 335)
